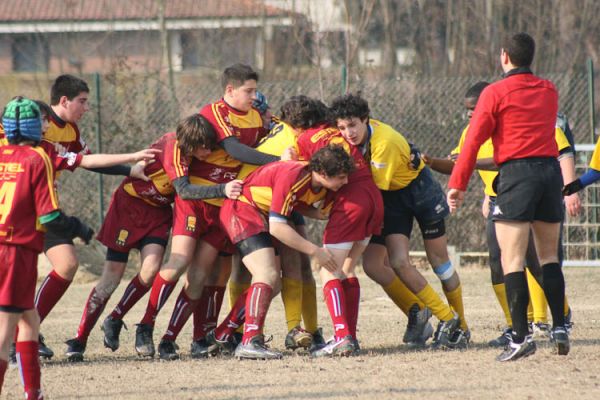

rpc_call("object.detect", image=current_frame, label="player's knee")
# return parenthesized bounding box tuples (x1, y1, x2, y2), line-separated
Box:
(388, 254, 411, 273)
(433, 261, 455, 283)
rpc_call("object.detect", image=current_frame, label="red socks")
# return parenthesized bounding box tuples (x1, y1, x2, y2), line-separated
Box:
(214, 288, 249, 341)
(242, 283, 273, 344)
(342, 277, 360, 339)
(0, 358, 7, 395)
(76, 288, 110, 342)
(193, 286, 226, 341)
(162, 289, 200, 342)
(35, 270, 72, 323)
(16, 341, 42, 399)
(139, 274, 177, 326)
(323, 279, 351, 340)
(109, 274, 151, 320)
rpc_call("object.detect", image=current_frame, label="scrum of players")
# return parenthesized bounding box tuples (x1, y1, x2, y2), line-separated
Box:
(1, 35, 593, 397)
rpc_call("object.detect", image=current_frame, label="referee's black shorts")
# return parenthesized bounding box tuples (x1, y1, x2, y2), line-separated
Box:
(492, 157, 564, 223)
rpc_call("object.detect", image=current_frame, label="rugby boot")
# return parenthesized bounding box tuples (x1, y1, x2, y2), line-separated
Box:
(158, 339, 180, 361)
(550, 326, 570, 356)
(190, 337, 218, 358)
(38, 334, 54, 360)
(311, 335, 356, 358)
(488, 327, 512, 348)
(234, 335, 282, 360)
(496, 334, 536, 362)
(531, 322, 551, 339)
(134, 323, 155, 358)
(64, 338, 86, 362)
(431, 312, 461, 350)
(102, 316, 126, 352)
(309, 328, 327, 352)
(205, 329, 237, 354)
(564, 308, 573, 334)
(404, 304, 433, 348)
(284, 326, 313, 350)
(445, 328, 471, 350)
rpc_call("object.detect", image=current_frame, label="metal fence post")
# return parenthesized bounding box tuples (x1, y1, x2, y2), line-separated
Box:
(588, 58, 596, 143)
(94, 73, 104, 227)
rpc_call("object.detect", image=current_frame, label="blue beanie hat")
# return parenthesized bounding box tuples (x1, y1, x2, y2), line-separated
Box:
(2, 96, 42, 144)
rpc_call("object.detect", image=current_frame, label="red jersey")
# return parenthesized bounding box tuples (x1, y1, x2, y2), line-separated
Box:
(39, 139, 83, 175)
(295, 124, 372, 182)
(450, 71, 559, 191)
(0, 145, 60, 252)
(237, 161, 327, 218)
(45, 109, 91, 155)
(122, 132, 189, 207)
(198, 99, 266, 182)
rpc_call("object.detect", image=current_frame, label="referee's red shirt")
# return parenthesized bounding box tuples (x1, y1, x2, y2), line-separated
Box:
(449, 71, 558, 191)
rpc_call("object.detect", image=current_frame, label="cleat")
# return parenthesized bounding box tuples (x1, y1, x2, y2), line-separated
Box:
(64, 338, 86, 362)
(38, 334, 54, 359)
(531, 322, 551, 338)
(285, 326, 313, 350)
(8, 342, 16, 367)
(134, 324, 155, 358)
(309, 328, 327, 352)
(190, 338, 218, 358)
(496, 334, 536, 362)
(205, 329, 236, 355)
(234, 335, 282, 360)
(158, 339, 180, 361)
(311, 335, 355, 358)
(488, 327, 512, 348)
(351, 338, 361, 355)
(431, 312, 460, 350)
(564, 308, 573, 334)
(550, 327, 570, 356)
(102, 316, 126, 352)
(445, 328, 471, 350)
(403, 304, 433, 346)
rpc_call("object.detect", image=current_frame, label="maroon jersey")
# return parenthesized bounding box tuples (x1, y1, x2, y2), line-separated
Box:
(295, 123, 372, 182)
(122, 132, 189, 207)
(39, 139, 83, 175)
(237, 161, 326, 217)
(0, 145, 60, 252)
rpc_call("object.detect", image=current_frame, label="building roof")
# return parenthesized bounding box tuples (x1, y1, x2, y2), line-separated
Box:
(0, 0, 287, 22)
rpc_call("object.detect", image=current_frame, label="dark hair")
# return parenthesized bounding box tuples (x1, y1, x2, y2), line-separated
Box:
(464, 82, 489, 100)
(34, 100, 52, 119)
(502, 32, 535, 67)
(279, 95, 330, 129)
(50, 75, 89, 105)
(221, 63, 259, 89)
(329, 93, 370, 121)
(176, 114, 217, 156)
(308, 144, 355, 177)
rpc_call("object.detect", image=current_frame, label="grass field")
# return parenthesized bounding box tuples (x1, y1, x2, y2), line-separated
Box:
(3, 267, 600, 399)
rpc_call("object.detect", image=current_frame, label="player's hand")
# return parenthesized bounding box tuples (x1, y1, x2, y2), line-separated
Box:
(447, 188, 465, 213)
(280, 146, 298, 161)
(564, 192, 582, 217)
(408, 143, 422, 170)
(562, 179, 583, 196)
(312, 247, 337, 272)
(421, 153, 432, 166)
(133, 148, 161, 162)
(225, 180, 243, 200)
(74, 218, 94, 244)
(129, 161, 150, 182)
(448, 153, 459, 162)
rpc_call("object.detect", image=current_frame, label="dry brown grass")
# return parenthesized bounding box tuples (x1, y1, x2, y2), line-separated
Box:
(3, 267, 600, 399)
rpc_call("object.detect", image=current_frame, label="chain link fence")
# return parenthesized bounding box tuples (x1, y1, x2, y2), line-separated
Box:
(0, 70, 595, 261)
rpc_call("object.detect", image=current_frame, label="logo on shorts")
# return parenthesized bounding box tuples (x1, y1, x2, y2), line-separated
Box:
(186, 216, 197, 232)
(493, 205, 503, 216)
(435, 204, 445, 214)
(116, 229, 129, 246)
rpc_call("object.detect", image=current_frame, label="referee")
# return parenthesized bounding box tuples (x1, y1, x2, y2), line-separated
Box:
(447, 32, 569, 361)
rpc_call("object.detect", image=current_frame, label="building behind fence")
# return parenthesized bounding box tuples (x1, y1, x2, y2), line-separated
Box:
(0, 67, 597, 263)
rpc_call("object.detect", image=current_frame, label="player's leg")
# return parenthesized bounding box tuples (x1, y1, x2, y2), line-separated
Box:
(191, 255, 230, 358)
(295, 222, 321, 347)
(65, 256, 127, 361)
(227, 252, 251, 341)
(15, 310, 42, 399)
(0, 311, 20, 395)
(135, 235, 196, 357)
(35, 241, 78, 359)
(234, 234, 282, 360)
(102, 243, 164, 352)
(524, 237, 550, 337)
(158, 239, 219, 360)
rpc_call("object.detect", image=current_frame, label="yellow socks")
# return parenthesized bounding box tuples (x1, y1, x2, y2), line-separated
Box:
(383, 276, 424, 315)
(444, 284, 467, 330)
(301, 279, 318, 334)
(416, 284, 454, 322)
(493, 283, 512, 327)
(526, 269, 548, 323)
(282, 277, 303, 331)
